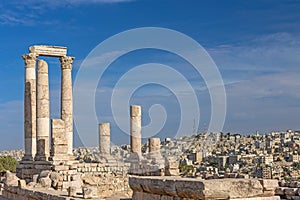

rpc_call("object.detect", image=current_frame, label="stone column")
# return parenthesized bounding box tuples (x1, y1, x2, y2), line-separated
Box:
(22, 53, 38, 161)
(99, 123, 111, 156)
(60, 56, 74, 155)
(149, 138, 161, 154)
(148, 138, 163, 162)
(35, 60, 50, 161)
(130, 105, 142, 155)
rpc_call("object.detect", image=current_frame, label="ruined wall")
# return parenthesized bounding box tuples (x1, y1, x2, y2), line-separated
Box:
(129, 176, 280, 200)
(8, 162, 131, 199)
(60, 162, 131, 197)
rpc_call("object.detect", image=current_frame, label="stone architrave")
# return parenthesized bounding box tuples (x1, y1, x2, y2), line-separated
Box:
(29, 45, 67, 57)
(60, 56, 74, 155)
(99, 123, 111, 156)
(130, 105, 142, 155)
(35, 60, 50, 161)
(22, 53, 38, 161)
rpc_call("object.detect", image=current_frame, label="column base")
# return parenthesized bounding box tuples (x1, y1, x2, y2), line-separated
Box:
(34, 161, 53, 173)
(17, 159, 52, 183)
(21, 155, 34, 161)
(16, 161, 36, 183)
(34, 155, 49, 162)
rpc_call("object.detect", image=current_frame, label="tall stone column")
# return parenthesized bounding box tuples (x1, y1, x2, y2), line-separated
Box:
(35, 60, 50, 161)
(60, 56, 74, 155)
(99, 123, 111, 156)
(130, 105, 142, 155)
(22, 53, 38, 161)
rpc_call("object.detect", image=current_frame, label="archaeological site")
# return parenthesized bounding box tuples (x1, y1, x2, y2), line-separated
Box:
(0, 45, 284, 199)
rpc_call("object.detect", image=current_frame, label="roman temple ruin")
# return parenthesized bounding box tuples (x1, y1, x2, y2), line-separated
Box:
(18, 46, 75, 180)
(0, 45, 282, 200)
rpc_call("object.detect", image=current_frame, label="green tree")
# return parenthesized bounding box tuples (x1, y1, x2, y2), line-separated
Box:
(179, 163, 195, 175)
(0, 156, 18, 173)
(0, 162, 4, 172)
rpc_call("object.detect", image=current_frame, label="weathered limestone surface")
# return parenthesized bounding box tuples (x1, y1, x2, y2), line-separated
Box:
(68, 186, 77, 197)
(231, 197, 280, 200)
(128, 107, 165, 176)
(60, 56, 74, 155)
(22, 53, 38, 161)
(129, 176, 280, 200)
(29, 45, 67, 57)
(82, 187, 98, 199)
(6, 162, 132, 199)
(203, 178, 264, 198)
(99, 123, 111, 156)
(18, 179, 26, 189)
(50, 162, 131, 198)
(148, 138, 163, 162)
(35, 60, 50, 161)
(3, 171, 19, 187)
(259, 179, 278, 196)
(2, 185, 77, 200)
(165, 157, 179, 176)
(149, 138, 161, 153)
(16, 162, 36, 182)
(130, 105, 142, 155)
(50, 119, 69, 164)
(130, 138, 165, 176)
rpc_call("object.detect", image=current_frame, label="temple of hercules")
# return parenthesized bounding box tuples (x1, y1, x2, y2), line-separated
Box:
(18, 45, 75, 180)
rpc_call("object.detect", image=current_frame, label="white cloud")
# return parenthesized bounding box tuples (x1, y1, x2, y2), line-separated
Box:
(223, 71, 300, 133)
(209, 32, 300, 73)
(77, 51, 125, 69)
(227, 72, 300, 100)
(16, 0, 135, 8)
(0, 0, 136, 26)
(204, 32, 300, 133)
(62, 0, 135, 4)
(0, 14, 30, 26)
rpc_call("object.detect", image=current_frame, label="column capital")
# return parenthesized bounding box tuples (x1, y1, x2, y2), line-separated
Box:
(60, 56, 74, 70)
(22, 53, 38, 66)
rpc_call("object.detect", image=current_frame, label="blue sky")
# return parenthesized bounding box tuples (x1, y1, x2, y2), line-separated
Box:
(0, 0, 300, 150)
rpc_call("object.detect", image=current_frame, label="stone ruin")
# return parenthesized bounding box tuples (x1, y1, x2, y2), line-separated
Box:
(127, 105, 171, 176)
(12, 45, 134, 199)
(18, 45, 75, 179)
(0, 45, 282, 200)
(14, 46, 86, 196)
